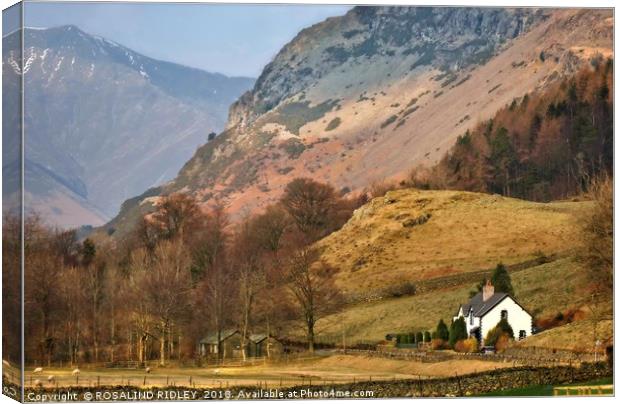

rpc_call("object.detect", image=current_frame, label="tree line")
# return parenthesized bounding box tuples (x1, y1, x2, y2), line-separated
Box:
(4, 178, 366, 366)
(410, 59, 613, 202)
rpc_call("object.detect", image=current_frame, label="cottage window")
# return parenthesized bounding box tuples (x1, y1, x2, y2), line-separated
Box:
(501, 310, 508, 320)
(519, 330, 526, 340)
(469, 311, 474, 325)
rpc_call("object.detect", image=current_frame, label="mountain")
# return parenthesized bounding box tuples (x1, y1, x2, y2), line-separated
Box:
(2, 25, 254, 228)
(105, 7, 612, 238)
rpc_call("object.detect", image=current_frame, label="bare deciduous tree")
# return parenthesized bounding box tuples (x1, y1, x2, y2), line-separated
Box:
(285, 247, 343, 353)
(142, 240, 192, 365)
(280, 178, 338, 239)
(582, 173, 613, 293)
(192, 203, 235, 361)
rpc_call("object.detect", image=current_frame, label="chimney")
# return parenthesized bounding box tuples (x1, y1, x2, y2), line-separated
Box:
(482, 280, 494, 302)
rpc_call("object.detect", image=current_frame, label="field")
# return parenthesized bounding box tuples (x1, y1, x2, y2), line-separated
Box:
(15, 355, 518, 389)
(479, 377, 613, 396)
(10, 190, 611, 396)
(315, 257, 609, 345)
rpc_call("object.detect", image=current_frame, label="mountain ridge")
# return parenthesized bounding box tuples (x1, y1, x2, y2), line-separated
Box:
(102, 6, 612, 239)
(2, 25, 255, 227)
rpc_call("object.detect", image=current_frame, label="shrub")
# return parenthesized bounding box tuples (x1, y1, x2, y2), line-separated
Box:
(484, 318, 514, 347)
(535, 308, 586, 331)
(366, 179, 400, 198)
(449, 317, 468, 348)
(424, 331, 431, 342)
(436, 319, 449, 341)
(380, 115, 398, 128)
(279, 138, 306, 159)
(431, 339, 448, 350)
(491, 263, 514, 295)
(496, 318, 514, 337)
(484, 327, 503, 348)
(325, 117, 342, 131)
(382, 281, 416, 298)
(495, 334, 513, 352)
(402, 106, 419, 117)
(277, 166, 294, 175)
(339, 186, 351, 196)
(454, 337, 479, 353)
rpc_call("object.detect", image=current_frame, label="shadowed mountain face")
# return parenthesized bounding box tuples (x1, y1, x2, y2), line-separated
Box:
(2, 25, 254, 228)
(104, 6, 612, 239)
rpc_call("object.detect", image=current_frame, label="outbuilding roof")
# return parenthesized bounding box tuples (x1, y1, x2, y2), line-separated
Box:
(200, 331, 278, 345)
(199, 329, 239, 345)
(249, 334, 268, 344)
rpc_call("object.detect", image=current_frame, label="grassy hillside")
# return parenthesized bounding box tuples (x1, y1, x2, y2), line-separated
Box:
(319, 189, 591, 295)
(305, 188, 611, 349)
(314, 257, 604, 344)
(519, 318, 612, 352)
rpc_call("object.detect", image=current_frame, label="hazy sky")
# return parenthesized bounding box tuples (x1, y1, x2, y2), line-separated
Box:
(2, 2, 21, 35)
(22, 2, 351, 77)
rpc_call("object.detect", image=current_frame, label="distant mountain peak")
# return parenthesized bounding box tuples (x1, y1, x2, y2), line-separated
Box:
(3, 25, 255, 227)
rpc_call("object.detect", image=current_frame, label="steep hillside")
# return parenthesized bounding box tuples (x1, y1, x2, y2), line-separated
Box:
(319, 188, 590, 295)
(410, 61, 613, 201)
(315, 256, 611, 347)
(106, 7, 612, 237)
(2, 25, 254, 227)
(313, 188, 609, 347)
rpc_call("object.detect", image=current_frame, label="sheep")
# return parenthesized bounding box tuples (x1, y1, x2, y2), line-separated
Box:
(213, 369, 220, 375)
(72, 368, 80, 376)
(47, 375, 55, 383)
(34, 379, 43, 388)
(33, 367, 43, 373)
(145, 367, 151, 374)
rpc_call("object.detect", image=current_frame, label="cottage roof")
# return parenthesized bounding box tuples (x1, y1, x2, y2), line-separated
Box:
(460, 292, 509, 318)
(199, 329, 239, 345)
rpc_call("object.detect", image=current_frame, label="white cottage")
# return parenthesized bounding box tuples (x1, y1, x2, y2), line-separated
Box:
(454, 281, 533, 343)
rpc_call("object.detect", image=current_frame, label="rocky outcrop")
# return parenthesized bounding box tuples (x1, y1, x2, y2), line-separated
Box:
(232, 7, 548, 128)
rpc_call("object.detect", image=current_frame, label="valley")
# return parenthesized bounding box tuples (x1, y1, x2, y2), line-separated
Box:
(3, 4, 613, 400)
